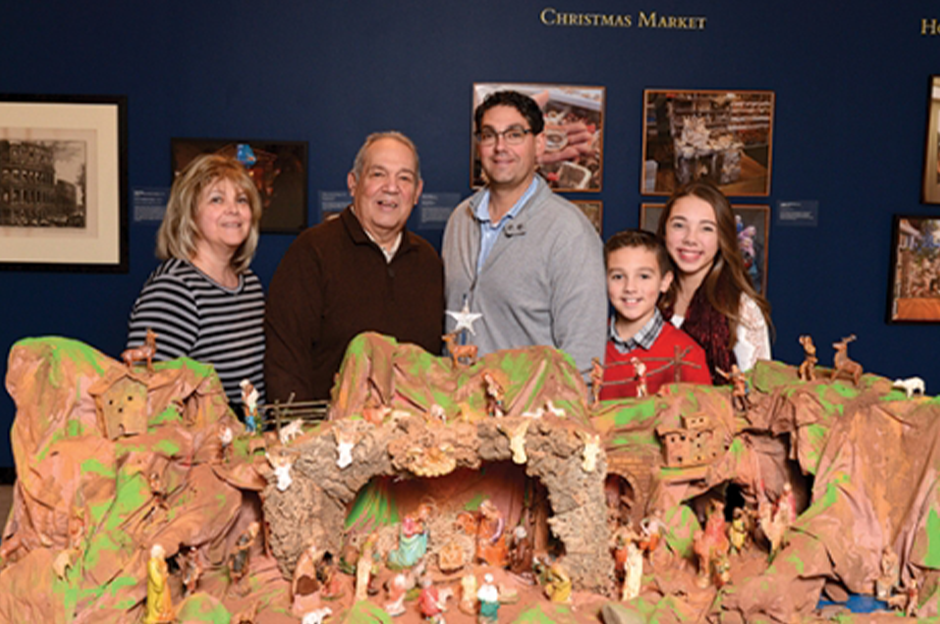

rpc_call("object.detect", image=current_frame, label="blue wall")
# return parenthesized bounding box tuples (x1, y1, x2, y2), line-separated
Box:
(2, 1, 938, 467)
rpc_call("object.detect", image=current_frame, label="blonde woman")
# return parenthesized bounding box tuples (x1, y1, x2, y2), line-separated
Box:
(126, 154, 265, 405)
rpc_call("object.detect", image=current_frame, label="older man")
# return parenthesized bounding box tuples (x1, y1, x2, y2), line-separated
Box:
(442, 91, 606, 375)
(265, 132, 443, 401)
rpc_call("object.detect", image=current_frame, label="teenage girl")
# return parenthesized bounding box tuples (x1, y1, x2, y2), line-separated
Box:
(655, 181, 772, 383)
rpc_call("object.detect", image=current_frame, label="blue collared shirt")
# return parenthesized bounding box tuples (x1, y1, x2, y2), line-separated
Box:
(474, 177, 539, 273)
(609, 308, 665, 354)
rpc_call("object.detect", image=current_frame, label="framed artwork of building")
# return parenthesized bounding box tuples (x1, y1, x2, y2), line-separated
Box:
(171, 138, 308, 233)
(0, 94, 127, 272)
(888, 215, 940, 323)
(922, 77, 940, 204)
(471, 83, 605, 192)
(641, 203, 770, 295)
(641, 89, 774, 196)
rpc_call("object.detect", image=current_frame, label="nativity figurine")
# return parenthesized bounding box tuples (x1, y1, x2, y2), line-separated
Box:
(418, 578, 452, 624)
(387, 503, 432, 568)
(508, 525, 534, 579)
(482, 371, 506, 417)
(240, 378, 260, 434)
(144, 544, 173, 624)
(717, 364, 750, 411)
(543, 561, 572, 603)
(229, 522, 260, 594)
(181, 545, 203, 596)
(354, 533, 380, 601)
(631, 356, 648, 398)
(621, 540, 643, 601)
(477, 574, 500, 623)
(475, 499, 508, 568)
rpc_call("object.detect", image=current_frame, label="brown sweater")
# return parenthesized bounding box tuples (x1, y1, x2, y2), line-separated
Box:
(264, 207, 443, 401)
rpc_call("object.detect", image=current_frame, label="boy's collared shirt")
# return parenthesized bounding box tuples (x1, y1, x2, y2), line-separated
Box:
(609, 308, 665, 354)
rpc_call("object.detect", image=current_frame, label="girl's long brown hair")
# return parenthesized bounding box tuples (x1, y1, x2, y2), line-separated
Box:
(655, 181, 772, 347)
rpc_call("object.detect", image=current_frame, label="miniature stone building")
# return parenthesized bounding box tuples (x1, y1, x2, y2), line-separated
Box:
(656, 412, 719, 467)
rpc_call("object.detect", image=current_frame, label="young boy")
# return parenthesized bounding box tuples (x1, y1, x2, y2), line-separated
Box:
(599, 230, 712, 401)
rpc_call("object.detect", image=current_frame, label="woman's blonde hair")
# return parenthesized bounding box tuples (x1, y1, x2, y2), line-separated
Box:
(156, 154, 262, 274)
(656, 180, 772, 346)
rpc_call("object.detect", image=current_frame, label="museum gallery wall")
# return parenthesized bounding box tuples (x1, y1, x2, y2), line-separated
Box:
(0, 1, 938, 473)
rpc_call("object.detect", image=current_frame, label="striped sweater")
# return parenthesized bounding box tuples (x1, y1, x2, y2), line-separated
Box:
(126, 258, 265, 406)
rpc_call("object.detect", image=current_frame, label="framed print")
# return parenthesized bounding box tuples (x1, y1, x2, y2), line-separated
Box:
(888, 216, 940, 322)
(641, 89, 774, 196)
(641, 203, 770, 295)
(172, 138, 308, 233)
(0, 94, 127, 272)
(922, 77, 940, 203)
(471, 83, 605, 192)
(572, 200, 603, 236)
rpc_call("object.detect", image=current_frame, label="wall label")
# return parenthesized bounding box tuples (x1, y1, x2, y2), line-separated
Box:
(540, 8, 706, 30)
(132, 187, 169, 223)
(776, 200, 818, 227)
(418, 192, 461, 228)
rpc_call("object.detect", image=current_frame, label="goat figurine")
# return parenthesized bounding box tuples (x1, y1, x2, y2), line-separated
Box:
(831, 334, 863, 386)
(442, 333, 478, 367)
(279, 418, 304, 445)
(121, 328, 158, 374)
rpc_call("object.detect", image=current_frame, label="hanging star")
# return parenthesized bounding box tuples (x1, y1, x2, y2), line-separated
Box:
(446, 301, 483, 336)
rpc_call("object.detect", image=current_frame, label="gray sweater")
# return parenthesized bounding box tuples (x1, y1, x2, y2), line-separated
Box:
(442, 176, 606, 374)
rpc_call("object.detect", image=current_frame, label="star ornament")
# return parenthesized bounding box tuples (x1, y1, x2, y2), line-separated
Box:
(446, 302, 482, 336)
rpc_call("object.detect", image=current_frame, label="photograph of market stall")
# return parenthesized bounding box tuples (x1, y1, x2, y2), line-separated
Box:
(642, 89, 774, 196)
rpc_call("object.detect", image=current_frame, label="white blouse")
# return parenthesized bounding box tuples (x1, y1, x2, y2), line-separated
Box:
(669, 293, 771, 372)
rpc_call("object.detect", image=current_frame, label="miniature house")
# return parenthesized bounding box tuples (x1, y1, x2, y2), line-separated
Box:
(656, 412, 719, 468)
(96, 376, 149, 440)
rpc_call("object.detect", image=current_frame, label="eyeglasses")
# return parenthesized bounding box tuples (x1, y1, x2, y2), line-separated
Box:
(476, 127, 534, 146)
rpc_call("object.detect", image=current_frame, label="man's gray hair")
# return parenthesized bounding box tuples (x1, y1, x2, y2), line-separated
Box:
(351, 131, 421, 181)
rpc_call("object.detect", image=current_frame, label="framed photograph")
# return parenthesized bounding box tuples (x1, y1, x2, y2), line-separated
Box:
(171, 138, 308, 233)
(641, 203, 770, 295)
(888, 216, 940, 322)
(0, 94, 127, 272)
(641, 89, 774, 196)
(471, 83, 605, 192)
(922, 77, 940, 203)
(572, 200, 603, 236)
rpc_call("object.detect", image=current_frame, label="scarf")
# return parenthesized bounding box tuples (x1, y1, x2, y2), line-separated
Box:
(665, 286, 734, 385)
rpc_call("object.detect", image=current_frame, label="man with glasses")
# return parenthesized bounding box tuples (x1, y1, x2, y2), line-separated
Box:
(442, 91, 606, 377)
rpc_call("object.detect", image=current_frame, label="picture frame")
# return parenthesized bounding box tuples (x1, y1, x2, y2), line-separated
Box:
(0, 94, 127, 272)
(922, 77, 940, 203)
(641, 89, 774, 197)
(572, 200, 603, 236)
(640, 203, 770, 295)
(471, 83, 605, 192)
(171, 138, 308, 233)
(887, 215, 940, 323)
